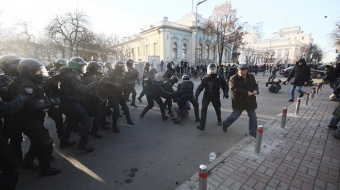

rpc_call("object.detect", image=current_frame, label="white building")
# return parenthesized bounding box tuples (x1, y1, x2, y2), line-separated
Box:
(115, 12, 220, 69)
(239, 26, 312, 65)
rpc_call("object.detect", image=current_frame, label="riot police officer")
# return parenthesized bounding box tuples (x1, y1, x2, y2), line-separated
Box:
(158, 76, 178, 116)
(9, 58, 61, 176)
(124, 59, 139, 108)
(107, 61, 134, 133)
(59, 57, 96, 152)
(138, 62, 150, 103)
(195, 63, 229, 131)
(140, 68, 168, 120)
(177, 75, 200, 122)
(0, 95, 28, 189)
(163, 62, 175, 79)
(82, 61, 106, 138)
(44, 58, 67, 139)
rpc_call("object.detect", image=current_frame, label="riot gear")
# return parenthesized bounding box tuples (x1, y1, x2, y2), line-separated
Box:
(207, 63, 217, 75)
(87, 61, 102, 74)
(125, 59, 134, 69)
(68, 57, 87, 73)
(54, 58, 67, 70)
(114, 61, 128, 74)
(18, 58, 49, 81)
(0, 55, 22, 76)
(149, 68, 158, 77)
(166, 62, 174, 70)
(182, 75, 190, 81)
(170, 76, 179, 85)
(144, 62, 151, 68)
(45, 62, 54, 71)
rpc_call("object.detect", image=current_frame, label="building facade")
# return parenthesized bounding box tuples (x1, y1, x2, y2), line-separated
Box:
(116, 12, 220, 67)
(238, 26, 312, 65)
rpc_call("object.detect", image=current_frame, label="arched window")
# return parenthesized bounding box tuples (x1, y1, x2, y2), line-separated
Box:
(182, 44, 187, 60)
(172, 42, 177, 61)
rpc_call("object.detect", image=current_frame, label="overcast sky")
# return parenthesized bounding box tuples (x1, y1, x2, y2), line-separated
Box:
(1, 0, 339, 62)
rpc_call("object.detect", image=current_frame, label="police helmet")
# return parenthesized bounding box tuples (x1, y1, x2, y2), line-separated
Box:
(114, 61, 128, 74)
(207, 63, 217, 75)
(148, 67, 158, 76)
(144, 62, 150, 67)
(45, 62, 54, 71)
(87, 61, 102, 74)
(182, 75, 190, 81)
(0, 55, 22, 76)
(166, 62, 174, 70)
(19, 58, 49, 80)
(68, 57, 87, 73)
(54, 58, 67, 70)
(125, 59, 134, 68)
(170, 76, 179, 84)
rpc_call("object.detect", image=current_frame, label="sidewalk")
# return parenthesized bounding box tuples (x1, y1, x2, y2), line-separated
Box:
(176, 85, 340, 190)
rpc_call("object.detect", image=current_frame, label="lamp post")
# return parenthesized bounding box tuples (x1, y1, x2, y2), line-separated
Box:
(195, 0, 207, 67)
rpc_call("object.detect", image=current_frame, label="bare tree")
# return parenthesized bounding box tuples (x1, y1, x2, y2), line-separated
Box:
(330, 20, 340, 46)
(204, 1, 244, 65)
(45, 9, 92, 58)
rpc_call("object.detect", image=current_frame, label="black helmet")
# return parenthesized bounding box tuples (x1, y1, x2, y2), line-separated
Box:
(19, 58, 49, 81)
(68, 57, 87, 73)
(0, 55, 22, 76)
(45, 62, 54, 71)
(182, 75, 190, 80)
(166, 62, 174, 70)
(125, 59, 134, 68)
(144, 62, 150, 67)
(148, 67, 158, 77)
(87, 61, 102, 74)
(114, 61, 127, 74)
(170, 76, 179, 84)
(207, 63, 217, 75)
(54, 58, 67, 70)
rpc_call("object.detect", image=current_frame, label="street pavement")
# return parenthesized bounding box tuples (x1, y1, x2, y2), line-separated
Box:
(176, 84, 340, 190)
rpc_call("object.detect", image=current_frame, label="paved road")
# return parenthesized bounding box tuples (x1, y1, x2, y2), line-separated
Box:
(16, 73, 319, 190)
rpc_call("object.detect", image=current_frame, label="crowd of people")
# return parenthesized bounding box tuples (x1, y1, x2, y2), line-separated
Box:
(2, 52, 339, 189)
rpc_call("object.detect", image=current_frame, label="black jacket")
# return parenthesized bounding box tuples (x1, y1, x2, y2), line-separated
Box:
(287, 64, 311, 86)
(195, 74, 228, 98)
(229, 73, 258, 110)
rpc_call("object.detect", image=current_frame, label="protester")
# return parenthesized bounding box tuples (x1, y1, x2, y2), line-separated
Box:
(222, 64, 259, 138)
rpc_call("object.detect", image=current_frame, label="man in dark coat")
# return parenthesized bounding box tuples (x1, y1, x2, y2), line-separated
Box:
(222, 64, 259, 138)
(283, 58, 311, 102)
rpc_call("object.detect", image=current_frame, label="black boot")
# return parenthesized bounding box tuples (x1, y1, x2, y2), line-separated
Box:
(127, 119, 134, 125)
(162, 115, 168, 121)
(21, 160, 39, 171)
(39, 167, 61, 176)
(112, 125, 120, 133)
(138, 97, 142, 103)
(77, 138, 95, 152)
(196, 125, 205, 131)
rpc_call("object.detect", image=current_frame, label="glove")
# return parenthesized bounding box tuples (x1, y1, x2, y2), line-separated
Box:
(223, 94, 229, 99)
(283, 80, 288, 85)
(50, 97, 61, 106)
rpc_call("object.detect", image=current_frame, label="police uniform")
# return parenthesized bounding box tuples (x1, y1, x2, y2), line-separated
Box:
(177, 77, 200, 121)
(140, 69, 168, 120)
(195, 68, 228, 131)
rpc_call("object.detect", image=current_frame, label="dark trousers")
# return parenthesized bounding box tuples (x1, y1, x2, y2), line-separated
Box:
(124, 84, 137, 105)
(0, 129, 20, 190)
(60, 101, 90, 143)
(200, 95, 221, 127)
(15, 119, 53, 169)
(110, 95, 131, 127)
(47, 106, 64, 139)
(178, 93, 199, 120)
(141, 94, 166, 117)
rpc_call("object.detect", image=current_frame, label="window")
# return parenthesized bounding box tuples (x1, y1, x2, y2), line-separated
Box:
(145, 45, 149, 56)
